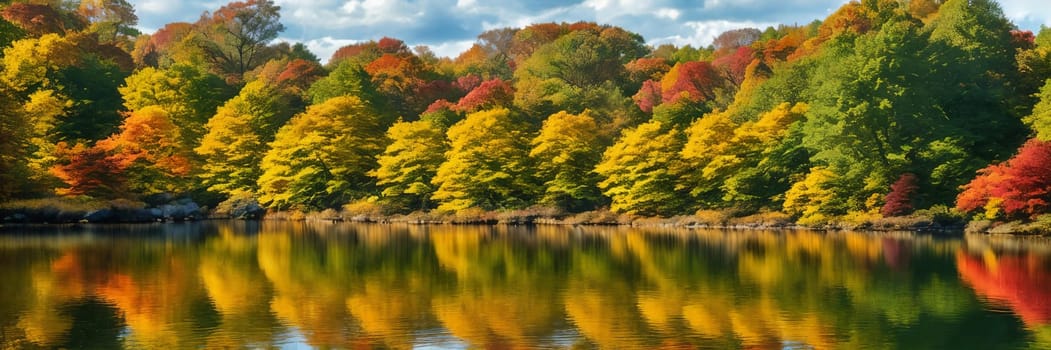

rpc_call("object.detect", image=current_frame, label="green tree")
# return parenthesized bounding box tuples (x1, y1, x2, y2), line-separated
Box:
(513, 29, 644, 117)
(77, 0, 139, 43)
(307, 59, 385, 108)
(195, 0, 285, 81)
(0, 17, 27, 50)
(927, 0, 1027, 158)
(55, 54, 128, 141)
(3, 32, 130, 143)
(530, 110, 606, 211)
(1, 33, 78, 92)
(0, 84, 32, 200)
(680, 103, 809, 211)
(196, 80, 294, 195)
(257, 96, 388, 209)
(431, 108, 536, 212)
(595, 121, 687, 216)
(119, 63, 233, 146)
(1025, 79, 1051, 141)
(801, 19, 985, 212)
(1037, 25, 1051, 49)
(370, 120, 448, 211)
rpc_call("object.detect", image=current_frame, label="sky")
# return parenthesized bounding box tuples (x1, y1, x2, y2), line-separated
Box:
(128, 0, 1051, 62)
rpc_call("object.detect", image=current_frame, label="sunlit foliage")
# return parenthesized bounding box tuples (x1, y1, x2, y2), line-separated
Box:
(257, 96, 388, 209)
(530, 110, 607, 211)
(595, 121, 686, 216)
(371, 120, 448, 211)
(431, 108, 535, 212)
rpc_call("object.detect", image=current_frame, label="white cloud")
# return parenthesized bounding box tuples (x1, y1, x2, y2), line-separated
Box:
(655, 8, 680, 20)
(651, 20, 774, 47)
(277, 0, 421, 30)
(426, 40, 476, 58)
(999, 0, 1051, 28)
(137, 0, 178, 14)
(581, 0, 653, 22)
(456, 0, 478, 9)
(281, 36, 362, 63)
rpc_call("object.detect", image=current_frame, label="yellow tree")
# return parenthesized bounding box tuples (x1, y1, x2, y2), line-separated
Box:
(119, 64, 232, 147)
(679, 110, 737, 204)
(1, 35, 77, 187)
(1, 34, 78, 91)
(1025, 79, 1051, 141)
(782, 167, 842, 225)
(17, 89, 70, 191)
(370, 120, 448, 211)
(681, 103, 809, 209)
(196, 80, 293, 195)
(431, 108, 536, 212)
(529, 110, 606, 211)
(595, 121, 687, 216)
(257, 96, 388, 210)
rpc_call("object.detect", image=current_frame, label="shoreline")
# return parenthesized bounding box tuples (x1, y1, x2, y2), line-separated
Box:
(2, 198, 1045, 235)
(0, 209, 966, 234)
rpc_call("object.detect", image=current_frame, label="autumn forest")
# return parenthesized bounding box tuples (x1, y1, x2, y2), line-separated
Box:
(3, 0, 1051, 228)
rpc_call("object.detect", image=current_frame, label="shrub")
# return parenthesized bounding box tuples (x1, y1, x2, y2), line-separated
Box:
(728, 211, 793, 227)
(881, 173, 918, 217)
(564, 209, 628, 225)
(693, 209, 734, 226)
(212, 193, 265, 219)
(343, 197, 393, 218)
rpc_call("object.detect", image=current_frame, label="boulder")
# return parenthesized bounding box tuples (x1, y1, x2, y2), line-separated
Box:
(83, 209, 114, 223)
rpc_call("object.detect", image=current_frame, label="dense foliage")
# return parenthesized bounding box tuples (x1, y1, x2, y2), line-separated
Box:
(2, 0, 1050, 225)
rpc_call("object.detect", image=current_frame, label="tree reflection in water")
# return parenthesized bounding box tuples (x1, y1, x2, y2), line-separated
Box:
(0, 222, 1045, 349)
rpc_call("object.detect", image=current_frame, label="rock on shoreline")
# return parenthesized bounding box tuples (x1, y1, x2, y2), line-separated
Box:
(1, 199, 203, 224)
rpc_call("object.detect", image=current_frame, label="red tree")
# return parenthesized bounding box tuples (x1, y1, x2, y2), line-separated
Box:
(424, 99, 455, 114)
(377, 36, 410, 55)
(276, 58, 324, 94)
(454, 79, 513, 113)
(453, 74, 482, 94)
(661, 61, 721, 104)
(712, 46, 754, 87)
(957, 251, 1051, 326)
(957, 139, 1051, 219)
(632, 80, 662, 113)
(329, 41, 380, 64)
(50, 143, 128, 197)
(881, 173, 919, 217)
(1010, 29, 1036, 50)
(1, 3, 71, 36)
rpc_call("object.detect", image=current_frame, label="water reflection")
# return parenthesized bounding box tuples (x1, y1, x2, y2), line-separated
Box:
(0, 223, 1047, 348)
(957, 234, 1051, 347)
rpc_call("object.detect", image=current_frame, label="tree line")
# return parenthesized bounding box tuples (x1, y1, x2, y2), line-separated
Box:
(2, 0, 1051, 224)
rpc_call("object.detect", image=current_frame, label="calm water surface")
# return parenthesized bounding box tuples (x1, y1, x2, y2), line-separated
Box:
(1, 221, 1050, 349)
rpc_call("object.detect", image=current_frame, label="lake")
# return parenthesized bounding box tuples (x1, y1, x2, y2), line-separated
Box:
(0, 221, 1049, 349)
